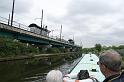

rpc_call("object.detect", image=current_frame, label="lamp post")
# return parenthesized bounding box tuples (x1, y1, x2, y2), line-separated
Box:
(73, 34, 74, 41)
(62, 36, 64, 39)
(50, 29, 58, 38)
(51, 30, 54, 37)
(60, 25, 62, 41)
(34, 9, 44, 35)
(10, 0, 15, 26)
(41, 10, 43, 28)
(8, 14, 10, 25)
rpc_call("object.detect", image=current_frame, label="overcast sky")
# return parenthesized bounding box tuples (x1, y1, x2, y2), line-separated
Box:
(0, 0, 124, 48)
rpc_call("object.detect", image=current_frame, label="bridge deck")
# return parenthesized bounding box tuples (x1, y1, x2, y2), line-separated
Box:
(0, 22, 74, 46)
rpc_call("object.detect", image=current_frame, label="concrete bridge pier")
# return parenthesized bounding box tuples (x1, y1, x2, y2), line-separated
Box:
(65, 46, 79, 52)
(36, 44, 53, 53)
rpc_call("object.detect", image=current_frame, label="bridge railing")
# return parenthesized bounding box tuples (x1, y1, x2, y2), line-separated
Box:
(0, 16, 9, 24)
(0, 16, 30, 31)
(0, 16, 74, 46)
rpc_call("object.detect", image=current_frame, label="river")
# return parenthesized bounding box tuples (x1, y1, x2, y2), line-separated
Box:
(0, 56, 81, 82)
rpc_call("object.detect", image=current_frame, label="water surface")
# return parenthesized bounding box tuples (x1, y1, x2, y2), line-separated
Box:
(0, 57, 81, 82)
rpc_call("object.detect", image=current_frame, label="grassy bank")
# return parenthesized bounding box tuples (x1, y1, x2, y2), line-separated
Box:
(0, 36, 82, 58)
(0, 37, 39, 57)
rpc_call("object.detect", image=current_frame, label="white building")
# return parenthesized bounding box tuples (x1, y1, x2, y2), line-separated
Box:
(29, 23, 50, 37)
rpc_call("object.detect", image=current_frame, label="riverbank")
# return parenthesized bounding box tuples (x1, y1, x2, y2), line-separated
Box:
(0, 52, 82, 62)
(0, 54, 82, 82)
(0, 36, 82, 61)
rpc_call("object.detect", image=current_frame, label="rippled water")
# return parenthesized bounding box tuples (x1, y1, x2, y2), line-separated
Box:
(0, 57, 81, 82)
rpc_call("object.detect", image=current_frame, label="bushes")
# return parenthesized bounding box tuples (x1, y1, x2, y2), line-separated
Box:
(0, 37, 67, 57)
(46, 47, 69, 53)
(0, 37, 39, 57)
(47, 48, 60, 53)
(58, 48, 68, 53)
(0, 36, 79, 57)
(116, 49, 124, 56)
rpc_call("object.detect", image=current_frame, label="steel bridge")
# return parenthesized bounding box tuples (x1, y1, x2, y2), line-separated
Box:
(0, 17, 80, 49)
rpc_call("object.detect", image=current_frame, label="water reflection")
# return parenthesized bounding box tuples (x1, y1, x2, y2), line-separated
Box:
(0, 57, 81, 82)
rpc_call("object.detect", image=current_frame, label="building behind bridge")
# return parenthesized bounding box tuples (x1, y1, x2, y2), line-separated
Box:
(28, 23, 50, 37)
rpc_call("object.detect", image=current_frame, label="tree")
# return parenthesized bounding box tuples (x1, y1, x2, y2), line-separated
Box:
(95, 44, 102, 54)
(118, 45, 124, 49)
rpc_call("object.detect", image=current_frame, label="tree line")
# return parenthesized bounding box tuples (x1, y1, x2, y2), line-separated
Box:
(82, 44, 124, 56)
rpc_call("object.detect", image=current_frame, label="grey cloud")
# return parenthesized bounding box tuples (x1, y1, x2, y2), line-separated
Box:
(109, 28, 124, 39)
(47, 12, 124, 47)
(20, 0, 124, 47)
(0, 0, 12, 13)
(0, 0, 33, 14)
(1, 0, 124, 47)
(75, 31, 124, 47)
(14, 0, 33, 14)
(68, 0, 124, 15)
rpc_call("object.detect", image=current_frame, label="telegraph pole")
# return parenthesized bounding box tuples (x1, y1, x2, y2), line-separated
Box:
(41, 9, 43, 28)
(73, 34, 74, 41)
(10, 0, 15, 26)
(60, 25, 62, 41)
(40, 9, 43, 35)
(8, 14, 10, 25)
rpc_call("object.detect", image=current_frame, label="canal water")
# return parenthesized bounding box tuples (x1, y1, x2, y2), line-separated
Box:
(0, 56, 81, 82)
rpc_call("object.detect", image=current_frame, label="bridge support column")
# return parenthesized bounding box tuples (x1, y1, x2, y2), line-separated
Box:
(65, 47, 76, 52)
(38, 44, 52, 53)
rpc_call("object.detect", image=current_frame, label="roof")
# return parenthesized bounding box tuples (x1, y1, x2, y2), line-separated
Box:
(28, 23, 51, 32)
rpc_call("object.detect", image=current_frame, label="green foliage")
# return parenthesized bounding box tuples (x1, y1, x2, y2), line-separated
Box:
(76, 47, 83, 52)
(122, 56, 124, 61)
(107, 45, 124, 56)
(116, 48, 124, 69)
(118, 45, 124, 49)
(82, 48, 89, 54)
(0, 36, 81, 58)
(116, 49, 124, 56)
(59, 47, 68, 53)
(47, 47, 60, 53)
(0, 37, 39, 57)
(82, 47, 96, 54)
(82, 44, 124, 64)
(95, 44, 102, 54)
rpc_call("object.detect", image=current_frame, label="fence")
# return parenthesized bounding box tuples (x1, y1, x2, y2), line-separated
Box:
(0, 16, 30, 31)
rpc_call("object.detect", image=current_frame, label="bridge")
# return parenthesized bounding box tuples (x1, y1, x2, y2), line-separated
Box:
(0, 17, 80, 50)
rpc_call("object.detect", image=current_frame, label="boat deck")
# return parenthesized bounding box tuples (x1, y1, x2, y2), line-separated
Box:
(70, 54, 105, 82)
